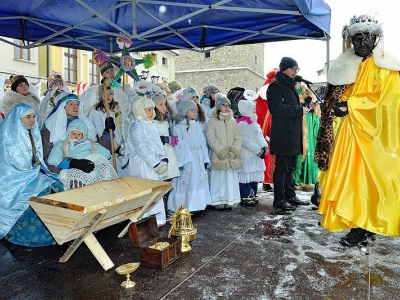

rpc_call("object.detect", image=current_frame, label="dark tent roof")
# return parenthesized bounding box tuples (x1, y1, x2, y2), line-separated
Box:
(0, 0, 330, 53)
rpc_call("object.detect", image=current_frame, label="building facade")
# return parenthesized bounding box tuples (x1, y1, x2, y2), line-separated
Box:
(174, 43, 265, 95)
(0, 37, 179, 98)
(0, 38, 43, 98)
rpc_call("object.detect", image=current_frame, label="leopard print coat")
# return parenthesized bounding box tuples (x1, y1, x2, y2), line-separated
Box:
(314, 84, 348, 171)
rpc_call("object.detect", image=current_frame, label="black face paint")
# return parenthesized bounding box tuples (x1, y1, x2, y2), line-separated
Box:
(352, 33, 376, 58)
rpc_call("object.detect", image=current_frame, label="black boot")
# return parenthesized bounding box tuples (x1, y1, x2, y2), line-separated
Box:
(286, 196, 309, 206)
(240, 197, 256, 207)
(273, 199, 296, 211)
(339, 228, 372, 247)
(310, 182, 321, 207)
(262, 183, 274, 192)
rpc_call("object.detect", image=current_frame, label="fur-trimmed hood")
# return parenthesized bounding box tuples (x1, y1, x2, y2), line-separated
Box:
(0, 89, 40, 116)
(328, 45, 400, 85)
(211, 108, 233, 120)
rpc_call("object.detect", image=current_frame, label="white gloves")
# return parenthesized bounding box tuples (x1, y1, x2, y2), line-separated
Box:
(153, 161, 168, 175)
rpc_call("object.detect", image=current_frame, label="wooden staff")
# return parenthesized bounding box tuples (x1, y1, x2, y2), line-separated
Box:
(103, 81, 117, 172)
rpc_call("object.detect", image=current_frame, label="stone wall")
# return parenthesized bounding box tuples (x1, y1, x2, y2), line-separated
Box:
(175, 44, 265, 95)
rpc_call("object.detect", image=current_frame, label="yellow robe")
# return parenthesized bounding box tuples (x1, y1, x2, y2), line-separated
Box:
(318, 56, 400, 236)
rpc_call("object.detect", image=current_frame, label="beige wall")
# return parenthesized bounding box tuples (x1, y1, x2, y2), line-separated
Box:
(0, 37, 41, 84)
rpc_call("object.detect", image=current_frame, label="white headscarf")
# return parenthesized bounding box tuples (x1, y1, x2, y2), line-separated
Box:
(44, 93, 96, 144)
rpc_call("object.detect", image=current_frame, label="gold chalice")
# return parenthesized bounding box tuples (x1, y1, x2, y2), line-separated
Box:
(115, 263, 140, 289)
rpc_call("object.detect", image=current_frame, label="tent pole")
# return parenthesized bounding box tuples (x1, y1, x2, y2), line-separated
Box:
(326, 36, 330, 81)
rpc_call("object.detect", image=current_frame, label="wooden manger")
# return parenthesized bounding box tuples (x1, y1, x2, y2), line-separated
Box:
(29, 176, 172, 271)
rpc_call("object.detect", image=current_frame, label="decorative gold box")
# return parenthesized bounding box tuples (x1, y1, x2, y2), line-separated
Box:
(128, 216, 181, 269)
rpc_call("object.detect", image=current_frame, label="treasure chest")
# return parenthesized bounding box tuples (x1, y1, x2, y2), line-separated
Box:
(128, 215, 181, 269)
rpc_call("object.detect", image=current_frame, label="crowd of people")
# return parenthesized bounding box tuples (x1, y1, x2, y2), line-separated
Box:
(0, 14, 398, 250)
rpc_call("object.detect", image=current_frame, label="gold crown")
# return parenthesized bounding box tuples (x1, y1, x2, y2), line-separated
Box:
(9, 75, 26, 85)
(99, 62, 114, 72)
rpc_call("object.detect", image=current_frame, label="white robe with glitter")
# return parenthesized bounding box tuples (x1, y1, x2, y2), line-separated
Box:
(168, 120, 212, 212)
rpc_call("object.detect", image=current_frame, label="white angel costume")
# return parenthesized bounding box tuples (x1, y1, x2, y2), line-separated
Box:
(80, 84, 133, 177)
(127, 93, 167, 225)
(168, 118, 212, 213)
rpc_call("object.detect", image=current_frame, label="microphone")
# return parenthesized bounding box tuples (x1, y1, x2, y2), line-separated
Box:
(302, 96, 312, 107)
(295, 75, 313, 86)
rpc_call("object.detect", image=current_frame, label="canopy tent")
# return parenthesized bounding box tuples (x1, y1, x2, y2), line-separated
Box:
(0, 0, 331, 53)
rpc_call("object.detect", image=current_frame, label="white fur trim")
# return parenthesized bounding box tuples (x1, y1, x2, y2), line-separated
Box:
(373, 45, 400, 71)
(257, 85, 268, 100)
(328, 45, 400, 85)
(0, 89, 40, 115)
(327, 49, 362, 85)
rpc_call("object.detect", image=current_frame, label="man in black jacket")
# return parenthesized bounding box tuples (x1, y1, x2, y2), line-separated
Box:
(267, 57, 309, 211)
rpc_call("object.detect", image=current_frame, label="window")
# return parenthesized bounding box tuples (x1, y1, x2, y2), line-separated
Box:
(162, 56, 168, 67)
(89, 59, 100, 85)
(151, 52, 157, 63)
(14, 39, 31, 61)
(64, 48, 77, 83)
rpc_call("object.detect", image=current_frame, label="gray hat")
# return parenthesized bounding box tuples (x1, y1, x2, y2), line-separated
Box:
(215, 93, 231, 110)
(176, 100, 196, 116)
(279, 57, 298, 72)
(151, 93, 166, 106)
(182, 87, 199, 101)
(168, 80, 182, 92)
(203, 84, 219, 98)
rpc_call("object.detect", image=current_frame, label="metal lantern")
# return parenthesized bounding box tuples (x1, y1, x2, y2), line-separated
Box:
(168, 205, 197, 252)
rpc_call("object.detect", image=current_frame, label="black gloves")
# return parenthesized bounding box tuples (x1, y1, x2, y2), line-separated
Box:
(70, 158, 95, 173)
(160, 135, 170, 145)
(334, 101, 348, 117)
(104, 117, 116, 131)
(257, 147, 267, 159)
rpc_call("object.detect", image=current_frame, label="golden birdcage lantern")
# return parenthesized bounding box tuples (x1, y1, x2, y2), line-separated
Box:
(168, 205, 197, 252)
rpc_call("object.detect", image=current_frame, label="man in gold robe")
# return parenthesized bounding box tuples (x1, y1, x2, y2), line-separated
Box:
(315, 15, 400, 247)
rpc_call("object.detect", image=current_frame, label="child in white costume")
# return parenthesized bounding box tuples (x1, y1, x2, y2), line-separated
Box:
(237, 99, 268, 206)
(168, 100, 212, 213)
(48, 119, 118, 190)
(127, 93, 168, 226)
(206, 93, 242, 209)
(182, 86, 207, 134)
(152, 93, 180, 181)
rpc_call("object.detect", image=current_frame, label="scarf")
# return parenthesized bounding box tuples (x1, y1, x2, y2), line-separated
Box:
(236, 116, 252, 124)
(275, 71, 296, 87)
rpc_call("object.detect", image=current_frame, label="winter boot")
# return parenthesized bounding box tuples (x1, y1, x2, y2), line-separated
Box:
(240, 197, 256, 207)
(339, 228, 374, 247)
(249, 189, 259, 204)
(262, 183, 274, 192)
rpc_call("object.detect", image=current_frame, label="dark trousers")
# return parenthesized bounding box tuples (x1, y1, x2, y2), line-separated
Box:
(239, 182, 259, 199)
(273, 155, 297, 201)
